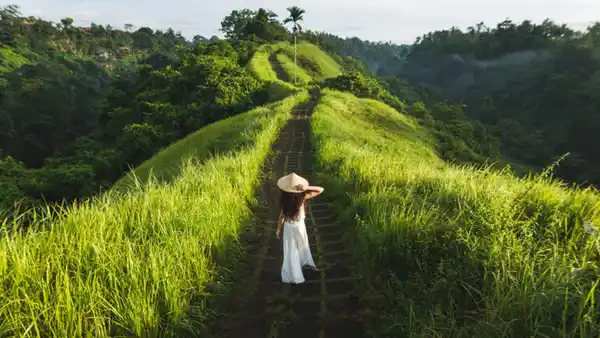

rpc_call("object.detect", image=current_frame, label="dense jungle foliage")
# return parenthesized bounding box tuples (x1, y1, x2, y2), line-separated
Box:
(311, 19, 600, 186)
(0, 6, 294, 211)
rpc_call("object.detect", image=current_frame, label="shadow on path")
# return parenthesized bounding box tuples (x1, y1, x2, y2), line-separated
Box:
(269, 52, 290, 83)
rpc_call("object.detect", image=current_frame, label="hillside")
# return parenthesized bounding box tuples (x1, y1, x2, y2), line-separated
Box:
(312, 89, 600, 336)
(0, 5, 197, 211)
(302, 30, 410, 76)
(306, 20, 600, 188)
(248, 41, 341, 84)
(385, 20, 600, 188)
(0, 91, 309, 336)
(1, 4, 600, 338)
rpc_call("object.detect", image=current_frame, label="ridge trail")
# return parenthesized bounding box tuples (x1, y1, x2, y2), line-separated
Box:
(268, 51, 289, 83)
(211, 90, 364, 338)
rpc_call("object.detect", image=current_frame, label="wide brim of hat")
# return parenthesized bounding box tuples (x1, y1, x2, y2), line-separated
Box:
(278, 186, 306, 193)
(277, 173, 309, 193)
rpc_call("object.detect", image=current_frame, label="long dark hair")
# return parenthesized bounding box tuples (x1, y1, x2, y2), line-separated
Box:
(280, 191, 307, 221)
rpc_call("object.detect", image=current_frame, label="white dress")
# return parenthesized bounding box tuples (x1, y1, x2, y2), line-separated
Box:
(281, 205, 316, 283)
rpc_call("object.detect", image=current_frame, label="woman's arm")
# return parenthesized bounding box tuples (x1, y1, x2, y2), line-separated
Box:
(276, 210, 284, 239)
(300, 185, 324, 200)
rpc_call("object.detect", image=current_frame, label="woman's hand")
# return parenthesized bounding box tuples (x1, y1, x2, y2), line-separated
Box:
(303, 186, 324, 200)
(276, 229, 281, 239)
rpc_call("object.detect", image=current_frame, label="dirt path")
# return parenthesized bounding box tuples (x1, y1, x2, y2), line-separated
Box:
(210, 90, 364, 337)
(268, 52, 289, 83)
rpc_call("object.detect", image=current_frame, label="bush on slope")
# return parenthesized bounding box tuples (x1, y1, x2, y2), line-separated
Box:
(0, 92, 308, 337)
(312, 89, 600, 337)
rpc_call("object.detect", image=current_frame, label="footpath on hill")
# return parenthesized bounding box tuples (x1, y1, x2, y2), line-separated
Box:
(210, 89, 364, 338)
(269, 51, 289, 83)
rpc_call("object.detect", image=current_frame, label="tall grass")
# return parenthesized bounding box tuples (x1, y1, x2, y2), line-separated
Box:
(275, 52, 312, 85)
(246, 47, 279, 82)
(295, 42, 341, 80)
(246, 46, 300, 100)
(312, 89, 600, 337)
(268, 42, 341, 82)
(0, 92, 308, 337)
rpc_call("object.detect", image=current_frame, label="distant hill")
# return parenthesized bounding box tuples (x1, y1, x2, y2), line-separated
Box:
(374, 19, 600, 187)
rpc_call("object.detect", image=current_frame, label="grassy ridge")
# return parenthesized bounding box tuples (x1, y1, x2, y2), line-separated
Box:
(247, 42, 341, 85)
(275, 52, 312, 84)
(0, 92, 308, 337)
(312, 89, 600, 337)
(114, 94, 304, 188)
(246, 46, 279, 82)
(293, 41, 341, 80)
(246, 46, 300, 100)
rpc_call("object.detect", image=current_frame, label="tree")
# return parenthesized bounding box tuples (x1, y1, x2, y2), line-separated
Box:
(60, 17, 73, 28)
(0, 5, 23, 45)
(221, 8, 287, 43)
(239, 8, 287, 42)
(124, 23, 133, 32)
(220, 9, 255, 41)
(0, 4, 19, 18)
(283, 6, 306, 84)
(283, 6, 305, 28)
(193, 35, 207, 44)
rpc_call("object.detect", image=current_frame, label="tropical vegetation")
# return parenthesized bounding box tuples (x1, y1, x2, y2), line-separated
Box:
(1, 3, 599, 337)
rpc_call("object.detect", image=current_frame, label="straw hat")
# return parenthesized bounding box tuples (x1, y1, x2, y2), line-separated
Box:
(277, 172, 309, 193)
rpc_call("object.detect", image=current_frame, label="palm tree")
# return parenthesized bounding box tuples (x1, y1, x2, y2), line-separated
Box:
(60, 17, 73, 29)
(283, 6, 305, 84)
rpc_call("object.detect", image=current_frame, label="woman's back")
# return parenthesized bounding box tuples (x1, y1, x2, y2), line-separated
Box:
(275, 172, 324, 284)
(284, 203, 305, 223)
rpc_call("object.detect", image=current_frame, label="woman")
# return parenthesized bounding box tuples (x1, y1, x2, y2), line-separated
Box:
(276, 172, 324, 284)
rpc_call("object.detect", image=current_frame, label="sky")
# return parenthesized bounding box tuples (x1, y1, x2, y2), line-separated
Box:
(11, 0, 600, 44)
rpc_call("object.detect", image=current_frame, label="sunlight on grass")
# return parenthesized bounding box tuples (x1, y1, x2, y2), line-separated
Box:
(296, 41, 341, 80)
(267, 41, 341, 83)
(246, 46, 279, 82)
(115, 93, 305, 188)
(0, 46, 30, 72)
(246, 45, 300, 100)
(275, 52, 312, 85)
(312, 89, 600, 337)
(0, 91, 309, 337)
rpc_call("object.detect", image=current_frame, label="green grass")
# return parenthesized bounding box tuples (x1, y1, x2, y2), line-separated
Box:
(0, 45, 30, 72)
(246, 47, 279, 82)
(275, 52, 312, 85)
(312, 89, 600, 337)
(259, 42, 341, 84)
(295, 41, 341, 80)
(246, 46, 300, 100)
(114, 94, 305, 188)
(246, 42, 341, 98)
(0, 91, 308, 337)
